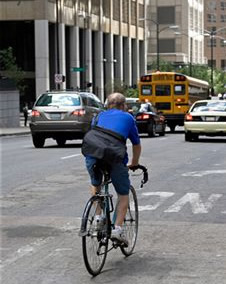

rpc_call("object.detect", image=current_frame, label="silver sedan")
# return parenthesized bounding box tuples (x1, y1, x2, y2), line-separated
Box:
(184, 100, 226, 141)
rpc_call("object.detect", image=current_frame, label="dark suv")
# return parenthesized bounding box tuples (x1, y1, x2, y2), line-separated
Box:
(30, 91, 104, 148)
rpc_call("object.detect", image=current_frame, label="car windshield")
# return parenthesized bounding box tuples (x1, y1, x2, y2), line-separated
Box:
(191, 101, 226, 112)
(35, 93, 81, 107)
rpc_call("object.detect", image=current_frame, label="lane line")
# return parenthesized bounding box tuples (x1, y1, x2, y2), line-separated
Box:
(61, 154, 81, 160)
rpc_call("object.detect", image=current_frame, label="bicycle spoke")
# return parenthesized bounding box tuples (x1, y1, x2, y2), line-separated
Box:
(82, 197, 109, 276)
(121, 186, 138, 256)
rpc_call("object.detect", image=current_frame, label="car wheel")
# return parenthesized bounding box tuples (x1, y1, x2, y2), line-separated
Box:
(148, 122, 156, 137)
(185, 132, 192, 141)
(32, 134, 45, 148)
(169, 124, 176, 133)
(185, 132, 198, 142)
(56, 138, 66, 147)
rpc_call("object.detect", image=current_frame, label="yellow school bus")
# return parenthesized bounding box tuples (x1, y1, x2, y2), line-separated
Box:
(139, 72, 209, 132)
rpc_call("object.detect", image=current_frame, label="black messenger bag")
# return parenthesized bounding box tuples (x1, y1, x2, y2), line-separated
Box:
(81, 125, 126, 164)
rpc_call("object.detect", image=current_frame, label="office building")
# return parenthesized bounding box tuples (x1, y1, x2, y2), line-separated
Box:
(204, 0, 226, 71)
(146, 0, 206, 72)
(0, 0, 146, 104)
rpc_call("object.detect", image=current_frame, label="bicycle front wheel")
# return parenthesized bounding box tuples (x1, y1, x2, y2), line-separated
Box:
(121, 185, 138, 256)
(82, 197, 109, 276)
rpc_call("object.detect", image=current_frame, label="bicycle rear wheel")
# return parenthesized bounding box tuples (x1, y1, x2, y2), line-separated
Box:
(121, 185, 138, 256)
(82, 197, 109, 276)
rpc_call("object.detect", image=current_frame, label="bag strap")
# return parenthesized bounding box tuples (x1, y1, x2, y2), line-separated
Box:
(93, 125, 126, 143)
(92, 113, 100, 126)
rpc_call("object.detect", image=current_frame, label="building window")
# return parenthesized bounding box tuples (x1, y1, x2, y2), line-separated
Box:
(208, 60, 216, 68)
(189, 7, 193, 30)
(122, 0, 129, 23)
(221, 14, 226, 22)
(221, 2, 226, 10)
(159, 39, 175, 53)
(221, 60, 226, 70)
(79, 0, 88, 12)
(103, 0, 110, 18)
(207, 38, 217, 47)
(113, 0, 120, 21)
(207, 14, 216, 22)
(91, 0, 100, 15)
(207, 26, 216, 32)
(220, 39, 226, 47)
(139, 4, 144, 27)
(64, 0, 73, 8)
(131, 1, 137, 26)
(157, 7, 175, 24)
(207, 1, 216, 11)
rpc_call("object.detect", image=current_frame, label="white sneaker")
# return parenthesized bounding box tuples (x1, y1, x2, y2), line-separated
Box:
(111, 228, 128, 247)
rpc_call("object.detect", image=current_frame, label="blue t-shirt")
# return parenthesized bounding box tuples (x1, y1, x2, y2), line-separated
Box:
(90, 109, 140, 165)
(94, 109, 140, 145)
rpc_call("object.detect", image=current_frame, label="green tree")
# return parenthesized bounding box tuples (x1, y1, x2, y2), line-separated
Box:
(0, 47, 26, 93)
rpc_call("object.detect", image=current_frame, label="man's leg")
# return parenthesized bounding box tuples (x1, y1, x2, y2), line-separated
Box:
(115, 194, 129, 227)
(110, 163, 130, 245)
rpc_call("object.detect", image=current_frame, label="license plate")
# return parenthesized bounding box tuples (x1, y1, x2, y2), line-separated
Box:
(50, 113, 61, 120)
(205, 116, 215, 122)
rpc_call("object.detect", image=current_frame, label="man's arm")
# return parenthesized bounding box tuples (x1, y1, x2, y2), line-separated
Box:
(129, 144, 141, 167)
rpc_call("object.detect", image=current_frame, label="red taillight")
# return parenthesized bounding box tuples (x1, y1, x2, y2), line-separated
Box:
(176, 98, 185, 102)
(32, 110, 40, 117)
(185, 114, 193, 121)
(72, 109, 86, 116)
(137, 114, 150, 120)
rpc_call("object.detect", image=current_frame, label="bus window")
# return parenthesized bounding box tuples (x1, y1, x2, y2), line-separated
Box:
(156, 85, 171, 96)
(174, 84, 185, 95)
(141, 85, 152, 96)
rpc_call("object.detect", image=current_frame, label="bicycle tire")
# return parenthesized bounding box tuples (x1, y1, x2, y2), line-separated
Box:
(82, 196, 109, 276)
(120, 185, 138, 256)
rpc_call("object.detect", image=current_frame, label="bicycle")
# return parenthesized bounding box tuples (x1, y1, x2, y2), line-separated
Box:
(79, 163, 148, 276)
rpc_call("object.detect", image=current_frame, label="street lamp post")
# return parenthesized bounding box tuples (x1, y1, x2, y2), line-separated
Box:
(205, 26, 226, 97)
(139, 18, 179, 71)
(56, 0, 60, 90)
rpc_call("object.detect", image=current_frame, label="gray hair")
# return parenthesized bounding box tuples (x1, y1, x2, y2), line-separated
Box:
(106, 93, 126, 109)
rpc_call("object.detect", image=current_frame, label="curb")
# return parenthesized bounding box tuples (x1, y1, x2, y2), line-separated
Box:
(0, 131, 31, 137)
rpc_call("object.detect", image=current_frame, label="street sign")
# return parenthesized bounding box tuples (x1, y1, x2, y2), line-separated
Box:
(55, 74, 63, 84)
(71, 67, 86, 72)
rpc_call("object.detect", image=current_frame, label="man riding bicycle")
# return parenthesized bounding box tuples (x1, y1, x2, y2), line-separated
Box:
(85, 92, 141, 245)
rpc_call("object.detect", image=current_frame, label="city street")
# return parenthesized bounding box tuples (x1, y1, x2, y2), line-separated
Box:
(1, 130, 226, 284)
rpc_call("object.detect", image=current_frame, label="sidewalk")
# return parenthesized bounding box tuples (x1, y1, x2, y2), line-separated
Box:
(0, 114, 31, 137)
(0, 126, 30, 137)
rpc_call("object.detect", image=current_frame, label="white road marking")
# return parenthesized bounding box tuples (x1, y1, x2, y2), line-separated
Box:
(164, 193, 222, 214)
(139, 192, 175, 211)
(61, 154, 81, 160)
(182, 170, 226, 177)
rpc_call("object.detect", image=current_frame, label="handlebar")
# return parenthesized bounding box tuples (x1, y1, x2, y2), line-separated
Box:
(129, 164, 148, 188)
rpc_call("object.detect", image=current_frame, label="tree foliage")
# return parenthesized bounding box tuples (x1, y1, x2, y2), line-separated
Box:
(148, 59, 226, 94)
(0, 47, 26, 93)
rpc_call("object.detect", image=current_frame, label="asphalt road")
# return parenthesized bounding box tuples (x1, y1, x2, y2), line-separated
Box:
(1, 131, 226, 283)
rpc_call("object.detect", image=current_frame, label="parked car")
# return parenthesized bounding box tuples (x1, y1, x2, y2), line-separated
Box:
(126, 100, 166, 137)
(184, 100, 226, 141)
(30, 91, 104, 148)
